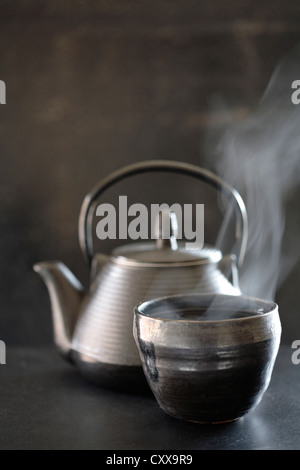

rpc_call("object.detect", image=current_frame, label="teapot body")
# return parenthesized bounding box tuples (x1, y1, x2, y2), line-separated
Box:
(71, 251, 240, 390)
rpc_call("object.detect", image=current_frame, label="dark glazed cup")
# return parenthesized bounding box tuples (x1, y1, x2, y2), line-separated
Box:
(133, 294, 281, 424)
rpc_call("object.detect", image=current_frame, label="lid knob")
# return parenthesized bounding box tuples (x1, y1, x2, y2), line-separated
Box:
(155, 210, 178, 251)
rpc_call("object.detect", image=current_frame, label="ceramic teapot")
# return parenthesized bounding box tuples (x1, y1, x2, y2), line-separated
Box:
(34, 160, 248, 391)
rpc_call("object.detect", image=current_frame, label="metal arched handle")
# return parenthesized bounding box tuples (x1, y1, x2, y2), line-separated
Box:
(78, 160, 248, 267)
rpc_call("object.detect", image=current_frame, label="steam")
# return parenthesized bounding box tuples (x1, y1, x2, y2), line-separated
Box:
(207, 44, 300, 300)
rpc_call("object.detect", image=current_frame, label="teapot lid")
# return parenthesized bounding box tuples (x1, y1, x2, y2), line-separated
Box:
(113, 242, 221, 264)
(112, 211, 222, 265)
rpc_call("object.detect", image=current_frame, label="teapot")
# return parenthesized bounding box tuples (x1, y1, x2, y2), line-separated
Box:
(34, 160, 248, 391)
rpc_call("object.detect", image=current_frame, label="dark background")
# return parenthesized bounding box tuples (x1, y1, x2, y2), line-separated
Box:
(0, 1, 299, 346)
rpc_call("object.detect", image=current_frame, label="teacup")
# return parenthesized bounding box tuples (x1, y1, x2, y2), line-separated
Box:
(133, 293, 281, 423)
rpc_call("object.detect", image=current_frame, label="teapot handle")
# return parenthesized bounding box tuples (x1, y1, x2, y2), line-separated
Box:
(78, 160, 248, 268)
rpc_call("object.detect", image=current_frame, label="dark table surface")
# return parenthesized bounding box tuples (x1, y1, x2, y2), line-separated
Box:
(0, 344, 299, 450)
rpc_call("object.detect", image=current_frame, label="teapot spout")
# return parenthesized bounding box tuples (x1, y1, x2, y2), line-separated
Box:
(33, 261, 86, 362)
